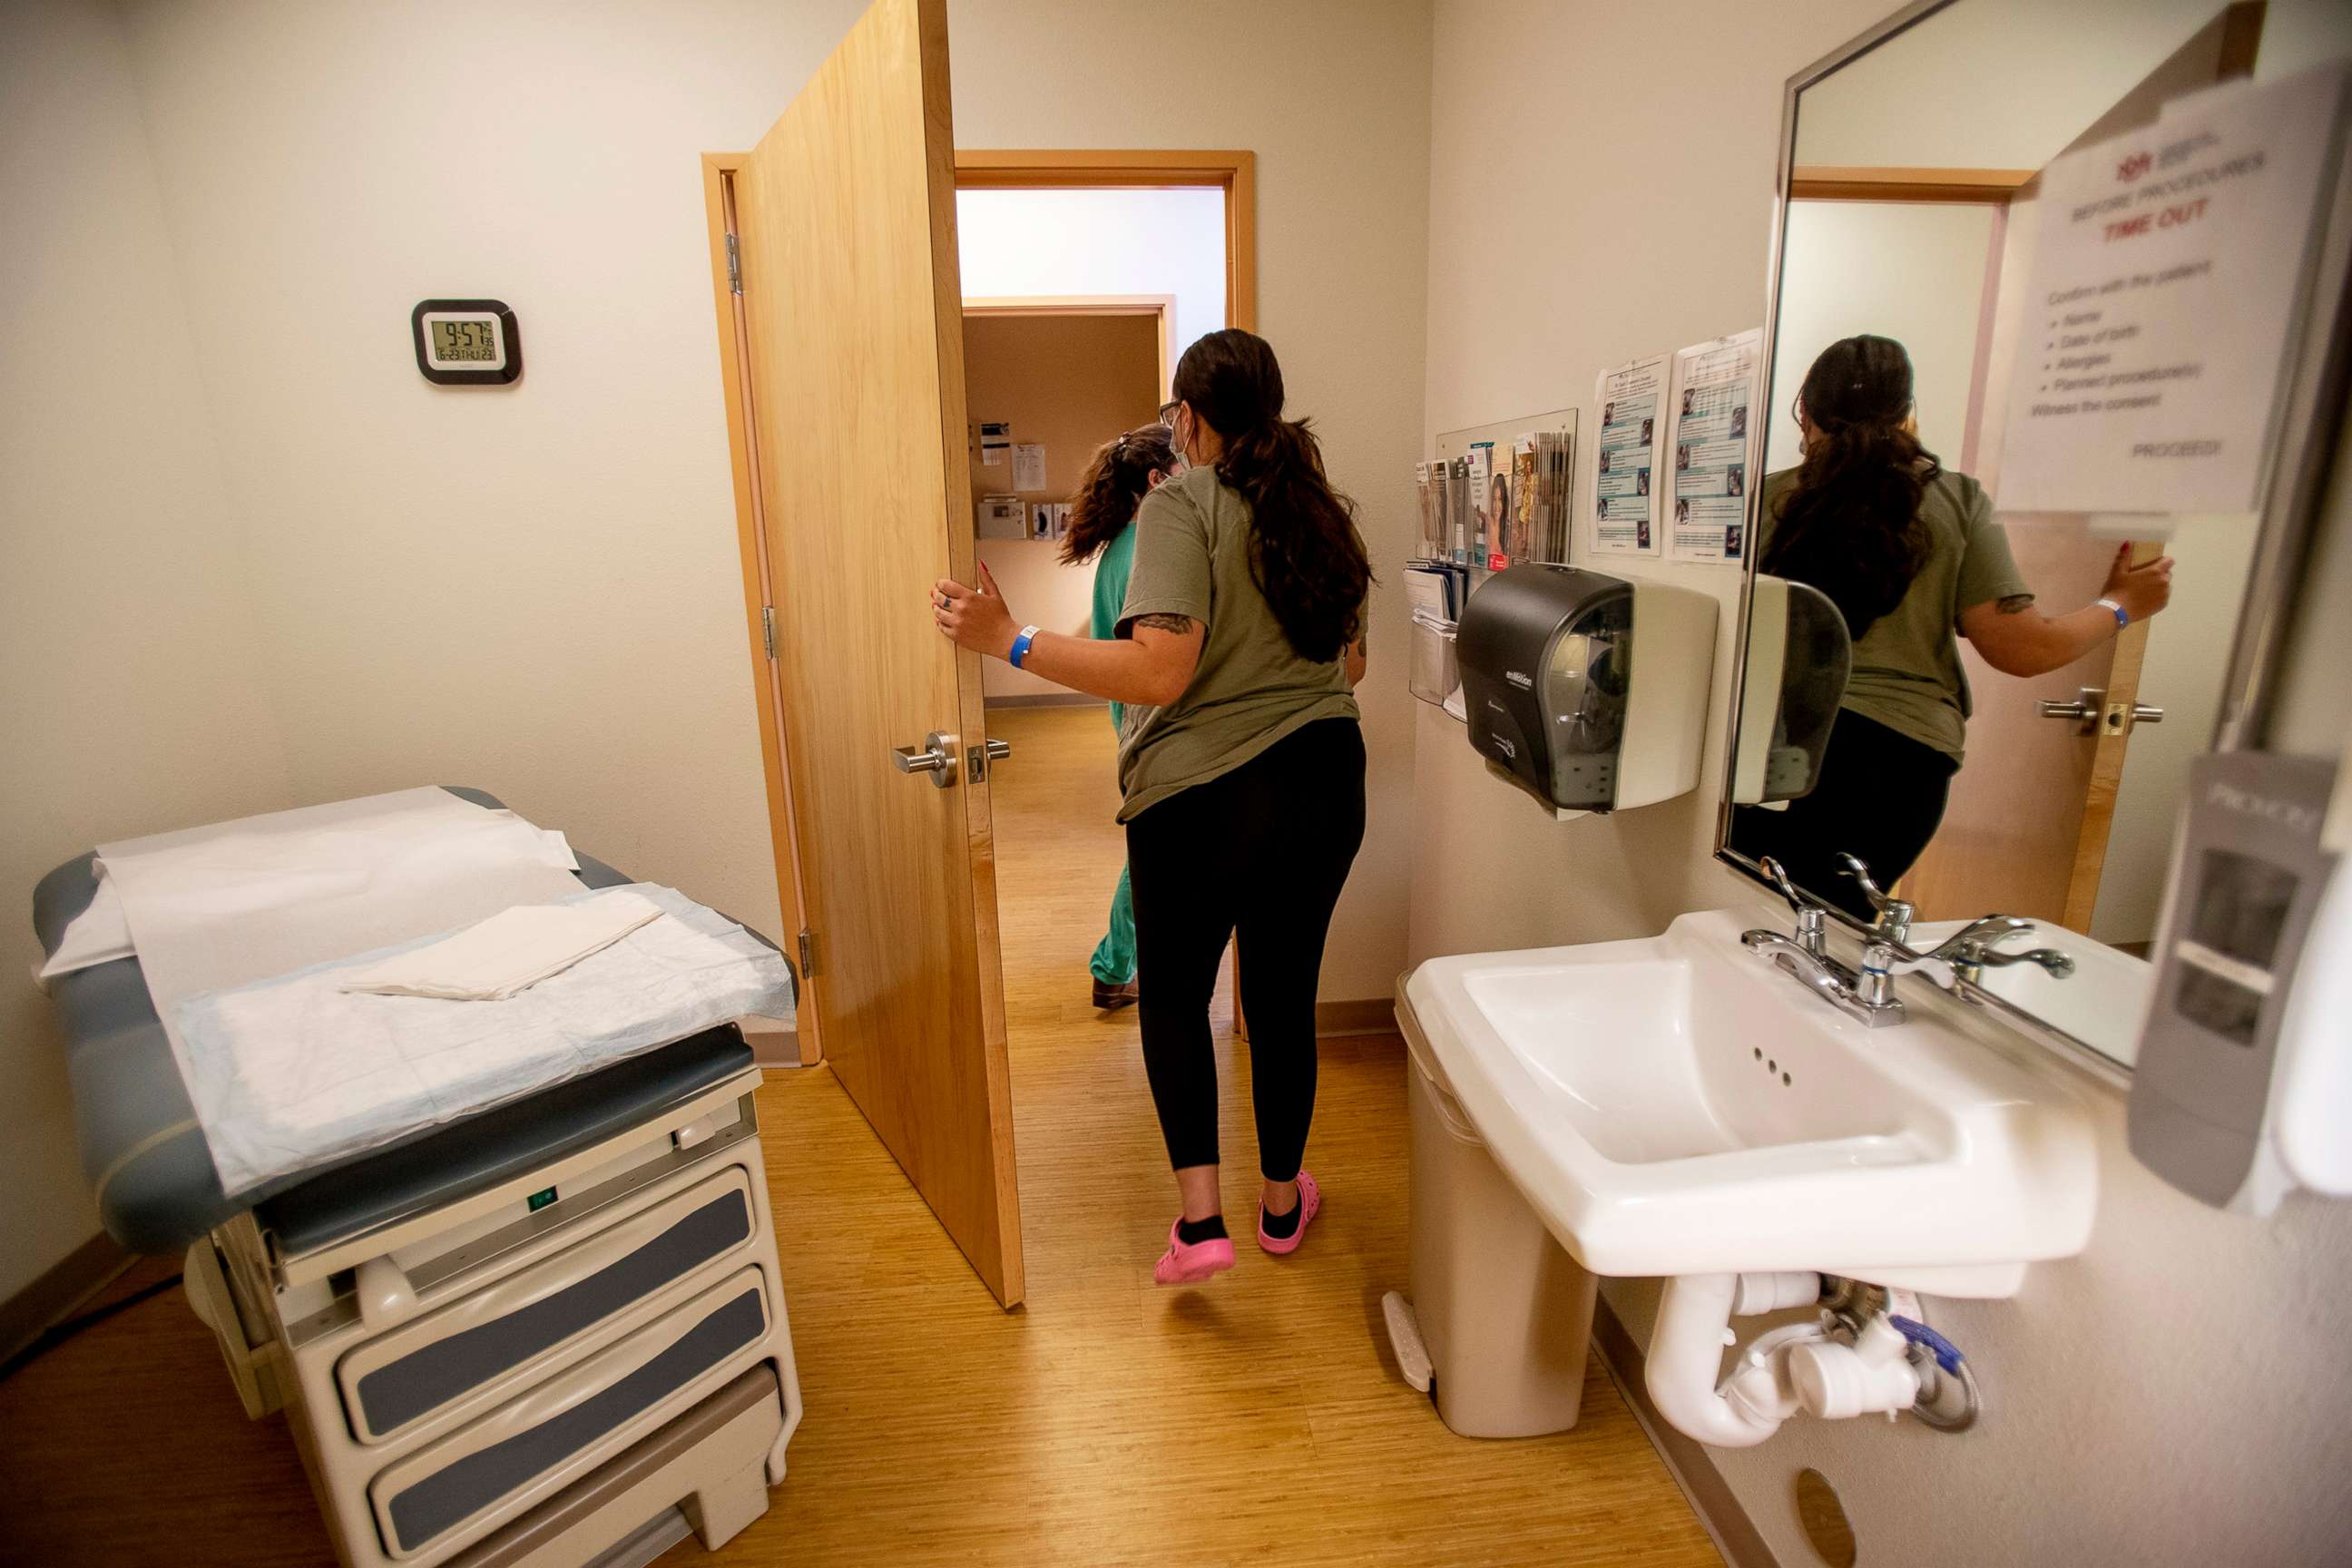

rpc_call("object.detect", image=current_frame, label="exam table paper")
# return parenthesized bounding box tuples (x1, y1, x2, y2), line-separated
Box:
(337, 890, 663, 1001)
(176, 883, 794, 1195)
(41, 810, 578, 985)
(95, 788, 588, 1081)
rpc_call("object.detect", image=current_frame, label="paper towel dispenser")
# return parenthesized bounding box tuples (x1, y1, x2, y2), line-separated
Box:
(1456, 564, 1717, 813)
(1730, 576, 1851, 806)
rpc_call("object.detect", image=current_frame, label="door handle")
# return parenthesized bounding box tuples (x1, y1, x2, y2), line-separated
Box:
(2130, 702, 2164, 725)
(2035, 686, 2105, 736)
(966, 737, 1011, 785)
(891, 732, 956, 789)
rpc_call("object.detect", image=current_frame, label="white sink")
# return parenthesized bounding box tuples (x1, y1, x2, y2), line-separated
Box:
(1908, 917, 2154, 1067)
(1398, 908, 2099, 1297)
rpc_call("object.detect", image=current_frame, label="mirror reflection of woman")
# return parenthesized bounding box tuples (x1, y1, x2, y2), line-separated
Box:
(1731, 335, 2175, 920)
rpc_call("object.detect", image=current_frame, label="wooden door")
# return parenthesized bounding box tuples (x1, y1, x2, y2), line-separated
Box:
(732, 0, 1022, 1306)
(1896, 537, 2155, 926)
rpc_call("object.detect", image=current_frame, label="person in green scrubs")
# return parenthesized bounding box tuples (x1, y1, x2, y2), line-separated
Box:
(1063, 423, 1182, 1008)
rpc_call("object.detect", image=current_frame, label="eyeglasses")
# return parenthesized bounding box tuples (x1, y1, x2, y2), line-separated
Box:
(1158, 399, 1182, 427)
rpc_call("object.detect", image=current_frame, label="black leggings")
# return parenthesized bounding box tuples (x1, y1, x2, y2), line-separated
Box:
(1729, 709, 1957, 923)
(1125, 717, 1367, 1181)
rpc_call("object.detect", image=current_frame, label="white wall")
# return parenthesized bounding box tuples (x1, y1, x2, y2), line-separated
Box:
(1421, 2, 2352, 1563)
(0, 0, 296, 1300)
(1763, 201, 1994, 472)
(111, 0, 895, 942)
(110, 0, 1431, 1007)
(1793, 0, 2248, 168)
(959, 186, 1227, 703)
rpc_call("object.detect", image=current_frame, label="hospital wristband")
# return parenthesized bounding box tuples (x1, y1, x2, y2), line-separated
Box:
(1008, 624, 1042, 669)
(2096, 597, 2129, 628)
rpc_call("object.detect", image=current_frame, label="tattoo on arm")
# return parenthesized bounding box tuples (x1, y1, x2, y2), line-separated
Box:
(1134, 613, 1196, 633)
(1997, 593, 2035, 614)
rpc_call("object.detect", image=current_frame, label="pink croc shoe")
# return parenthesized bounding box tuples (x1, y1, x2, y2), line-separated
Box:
(1259, 1170, 1321, 1256)
(1154, 1220, 1236, 1286)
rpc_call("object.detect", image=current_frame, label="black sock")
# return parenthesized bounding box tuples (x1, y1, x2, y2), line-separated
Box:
(1176, 1214, 1227, 1246)
(1260, 1192, 1301, 1240)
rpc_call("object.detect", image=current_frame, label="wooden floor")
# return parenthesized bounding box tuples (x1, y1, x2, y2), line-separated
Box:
(0, 704, 1717, 1568)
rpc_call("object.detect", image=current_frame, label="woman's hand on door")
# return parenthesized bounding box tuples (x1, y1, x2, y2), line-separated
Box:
(933, 563, 1017, 660)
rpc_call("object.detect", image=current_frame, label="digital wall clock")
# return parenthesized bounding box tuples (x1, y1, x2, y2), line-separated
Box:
(412, 299, 522, 385)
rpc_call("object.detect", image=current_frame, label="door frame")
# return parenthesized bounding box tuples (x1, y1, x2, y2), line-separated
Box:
(962, 294, 1177, 398)
(701, 149, 1256, 1065)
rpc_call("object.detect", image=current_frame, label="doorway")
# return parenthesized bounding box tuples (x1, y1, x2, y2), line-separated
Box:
(700, 123, 1253, 1305)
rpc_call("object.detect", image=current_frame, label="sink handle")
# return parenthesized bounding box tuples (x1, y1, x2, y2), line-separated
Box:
(1835, 854, 1915, 942)
(1759, 856, 1808, 915)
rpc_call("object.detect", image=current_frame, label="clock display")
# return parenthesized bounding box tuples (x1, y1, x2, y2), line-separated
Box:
(430, 318, 500, 363)
(412, 299, 520, 385)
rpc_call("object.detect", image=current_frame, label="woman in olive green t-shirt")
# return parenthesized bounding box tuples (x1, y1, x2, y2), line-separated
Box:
(1730, 335, 2176, 920)
(934, 328, 1370, 1288)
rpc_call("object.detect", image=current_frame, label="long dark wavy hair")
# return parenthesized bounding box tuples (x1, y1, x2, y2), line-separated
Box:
(1761, 335, 1937, 640)
(1171, 328, 1371, 662)
(1061, 423, 1177, 565)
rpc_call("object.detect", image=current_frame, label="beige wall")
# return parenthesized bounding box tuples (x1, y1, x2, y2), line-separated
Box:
(112, 0, 1433, 1004)
(0, 0, 296, 1299)
(965, 311, 1162, 701)
(1421, 3, 2352, 1563)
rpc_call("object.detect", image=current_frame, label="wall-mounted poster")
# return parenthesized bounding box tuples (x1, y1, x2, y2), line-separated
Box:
(1591, 353, 1668, 555)
(1995, 64, 2348, 516)
(1666, 328, 1761, 564)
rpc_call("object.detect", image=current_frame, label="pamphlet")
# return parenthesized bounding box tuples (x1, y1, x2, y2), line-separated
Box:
(1666, 328, 1761, 564)
(1592, 354, 1668, 555)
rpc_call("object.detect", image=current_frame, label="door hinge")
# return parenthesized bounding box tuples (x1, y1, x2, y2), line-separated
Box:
(725, 231, 741, 294)
(796, 927, 817, 978)
(761, 605, 776, 660)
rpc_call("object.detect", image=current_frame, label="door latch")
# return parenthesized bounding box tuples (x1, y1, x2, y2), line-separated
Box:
(967, 737, 1012, 784)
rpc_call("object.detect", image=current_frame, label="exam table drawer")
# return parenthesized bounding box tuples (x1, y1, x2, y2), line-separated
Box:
(369, 1265, 772, 1559)
(338, 1165, 759, 1445)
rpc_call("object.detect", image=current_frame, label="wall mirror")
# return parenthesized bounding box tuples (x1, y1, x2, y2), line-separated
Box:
(1720, 0, 2352, 1077)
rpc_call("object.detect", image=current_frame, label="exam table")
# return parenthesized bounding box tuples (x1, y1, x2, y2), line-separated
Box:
(32, 789, 804, 1568)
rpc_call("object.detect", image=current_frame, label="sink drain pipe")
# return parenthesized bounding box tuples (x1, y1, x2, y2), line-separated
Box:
(1650, 1272, 1964, 1446)
(1646, 1271, 1828, 1447)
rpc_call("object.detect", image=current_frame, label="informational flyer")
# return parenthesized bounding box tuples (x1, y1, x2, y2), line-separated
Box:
(1011, 442, 1047, 492)
(1666, 328, 1761, 564)
(1996, 63, 2348, 515)
(1591, 354, 1668, 555)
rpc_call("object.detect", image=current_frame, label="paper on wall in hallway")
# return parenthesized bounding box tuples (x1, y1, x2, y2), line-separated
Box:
(1664, 328, 1760, 564)
(1012, 442, 1047, 491)
(979, 420, 1011, 466)
(1591, 353, 1668, 555)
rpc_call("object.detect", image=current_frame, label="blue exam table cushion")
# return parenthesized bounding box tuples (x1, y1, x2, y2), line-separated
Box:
(31, 788, 788, 1256)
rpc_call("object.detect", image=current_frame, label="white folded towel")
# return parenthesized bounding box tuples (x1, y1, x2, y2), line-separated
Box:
(337, 891, 663, 1001)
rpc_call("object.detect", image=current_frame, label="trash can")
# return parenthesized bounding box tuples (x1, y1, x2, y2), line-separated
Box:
(1394, 1024, 1597, 1438)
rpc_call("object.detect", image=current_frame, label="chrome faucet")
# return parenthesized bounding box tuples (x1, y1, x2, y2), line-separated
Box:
(1742, 858, 1907, 1027)
(1837, 852, 1915, 945)
(1924, 917, 2076, 986)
